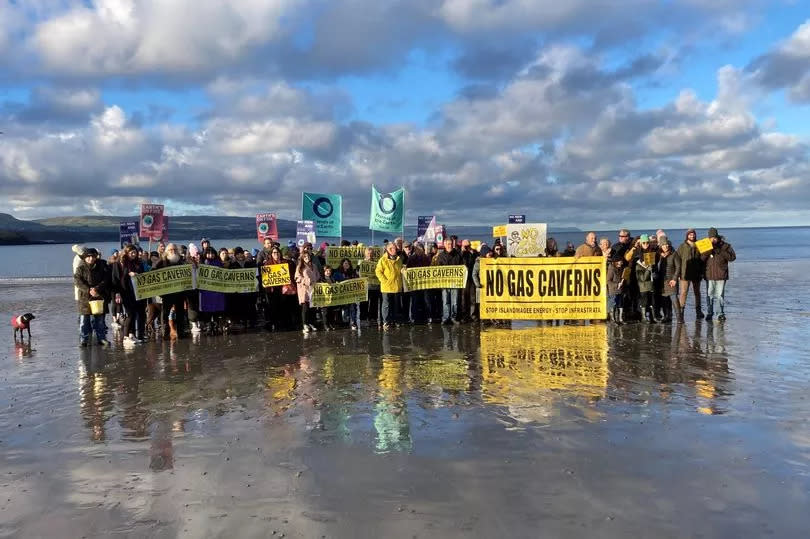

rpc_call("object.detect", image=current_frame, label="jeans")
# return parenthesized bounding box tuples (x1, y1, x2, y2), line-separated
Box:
(342, 303, 360, 326)
(706, 280, 727, 316)
(442, 289, 458, 321)
(382, 293, 399, 324)
(410, 290, 426, 322)
(80, 314, 107, 342)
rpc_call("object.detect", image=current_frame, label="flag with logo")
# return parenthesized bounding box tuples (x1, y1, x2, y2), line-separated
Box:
(256, 213, 278, 242)
(369, 185, 404, 233)
(139, 204, 164, 241)
(302, 192, 342, 237)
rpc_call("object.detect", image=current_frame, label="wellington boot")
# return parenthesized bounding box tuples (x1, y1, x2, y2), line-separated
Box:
(617, 308, 625, 324)
(663, 304, 673, 323)
(676, 308, 685, 323)
(644, 308, 655, 324)
(169, 320, 178, 340)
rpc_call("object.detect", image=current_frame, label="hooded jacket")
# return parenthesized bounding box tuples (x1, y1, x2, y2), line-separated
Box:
(702, 239, 736, 280)
(375, 253, 404, 293)
(74, 259, 110, 315)
(655, 250, 681, 296)
(676, 229, 703, 281)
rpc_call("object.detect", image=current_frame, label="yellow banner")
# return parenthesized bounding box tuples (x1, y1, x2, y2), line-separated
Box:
(480, 257, 607, 320)
(480, 326, 608, 418)
(326, 246, 381, 268)
(696, 237, 713, 254)
(493, 225, 507, 237)
(197, 265, 258, 294)
(311, 278, 368, 307)
(132, 264, 194, 301)
(402, 265, 468, 291)
(643, 252, 656, 266)
(357, 259, 380, 287)
(260, 263, 291, 288)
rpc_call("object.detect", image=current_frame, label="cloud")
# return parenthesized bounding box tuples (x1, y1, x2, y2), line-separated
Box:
(748, 19, 810, 102)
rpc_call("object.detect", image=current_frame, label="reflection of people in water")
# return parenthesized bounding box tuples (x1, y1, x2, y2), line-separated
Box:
(374, 357, 412, 453)
(79, 349, 114, 442)
(149, 414, 175, 471)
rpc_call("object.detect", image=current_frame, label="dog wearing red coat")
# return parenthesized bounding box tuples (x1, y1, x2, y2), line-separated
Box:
(12, 313, 36, 340)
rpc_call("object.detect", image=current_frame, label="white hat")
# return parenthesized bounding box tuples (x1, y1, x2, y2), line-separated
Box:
(71, 244, 85, 255)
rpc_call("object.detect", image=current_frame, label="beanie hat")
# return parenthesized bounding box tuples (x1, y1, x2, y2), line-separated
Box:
(659, 238, 671, 247)
(72, 244, 85, 255)
(708, 227, 719, 238)
(639, 234, 650, 242)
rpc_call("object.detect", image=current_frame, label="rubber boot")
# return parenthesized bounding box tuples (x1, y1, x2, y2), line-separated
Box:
(169, 319, 178, 339)
(677, 308, 685, 323)
(617, 308, 624, 325)
(644, 307, 654, 323)
(663, 304, 673, 323)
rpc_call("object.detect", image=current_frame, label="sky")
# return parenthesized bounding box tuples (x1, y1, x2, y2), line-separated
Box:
(1, 0, 809, 229)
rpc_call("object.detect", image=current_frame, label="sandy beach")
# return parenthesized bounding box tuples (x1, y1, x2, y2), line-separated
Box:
(2, 258, 809, 538)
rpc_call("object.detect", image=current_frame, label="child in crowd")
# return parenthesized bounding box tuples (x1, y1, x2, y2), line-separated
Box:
(607, 257, 627, 324)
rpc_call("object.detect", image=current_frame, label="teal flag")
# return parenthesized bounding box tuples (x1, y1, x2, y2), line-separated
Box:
(302, 192, 342, 238)
(369, 185, 405, 233)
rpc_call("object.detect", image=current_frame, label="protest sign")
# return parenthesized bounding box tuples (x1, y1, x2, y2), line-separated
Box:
(326, 246, 382, 268)
(470, 240, 482, 251)
(369, 185, 405, 233)
(480, 326, 608, 403)
(696, 238, 714, 254)
(642, 252, 656, 266)
(119, 221, 138, 248)
(402, 265, 468, 292)
(311, 278, 368, 308)
(197, 265, 258, 294)
(302, 192, 342, 237)
(131, 264, 193, 301)
(139, 204, 164, 241)
(256, 213, 278, 242)
(493, 225, 507, 237)
(508, 214, 526, 224)
(417, 216, 434, 240)
(260, 264, 292, 288)
(357, 259, 380, 287)
(296, 220, 316, 247)
(480, 256, 607, 320)
(506, 223, 547, 257)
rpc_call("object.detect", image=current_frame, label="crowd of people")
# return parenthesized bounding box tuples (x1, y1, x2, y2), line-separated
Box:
(71, 227, 735, 347)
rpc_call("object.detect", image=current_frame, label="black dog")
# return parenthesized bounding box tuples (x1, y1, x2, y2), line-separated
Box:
(12, 313, 35, 339)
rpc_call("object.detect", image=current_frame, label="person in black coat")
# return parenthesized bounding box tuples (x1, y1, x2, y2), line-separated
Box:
(74, 248, 110, 347)
(435, 238, 463, 324)
(113, 244, 147, 343)
(154, 243, 187, 339)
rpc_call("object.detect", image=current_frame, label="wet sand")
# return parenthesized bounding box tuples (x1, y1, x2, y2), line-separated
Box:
(2, 260, 809, 538)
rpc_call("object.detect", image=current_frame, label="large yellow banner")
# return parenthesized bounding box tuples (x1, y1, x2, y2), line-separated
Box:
(311, 278, 368, 307)
(260, 263, 291, 288)
(480, 326, 608, 416)
(326, 246, 382, 268)
(402, 265, 468, 291)
(197, 265, 258, 294)
(132, 264, 194, 300)
(480, 256, 606, 320)
(357, 259, 380, 287)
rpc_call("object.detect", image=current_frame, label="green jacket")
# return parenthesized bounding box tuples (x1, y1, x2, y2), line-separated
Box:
(676, 241, 703, 281)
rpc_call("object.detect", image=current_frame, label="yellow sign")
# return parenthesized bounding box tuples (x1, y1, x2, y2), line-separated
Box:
(470, 240, 482, 251)
(197, 265, 258, 294)
(260, 263, 291, 288)
(311, 278, 368, 307)
(480, 257, 607, 320)
(696, 237, 714, 254)
(326, 246, 382, 268)
(643, 252, 656, 266)
(357, 259, 380, 287)
(402, 265, 468, 291)
(132, 264, 194, 301)
(480, 326, 608, 419)
(493, 225, 507, 237)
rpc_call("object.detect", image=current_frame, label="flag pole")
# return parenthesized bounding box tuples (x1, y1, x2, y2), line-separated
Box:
(401, 186, 405, 241)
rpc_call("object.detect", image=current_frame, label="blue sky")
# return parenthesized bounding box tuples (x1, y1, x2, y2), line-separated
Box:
(0, 1, 808, 228)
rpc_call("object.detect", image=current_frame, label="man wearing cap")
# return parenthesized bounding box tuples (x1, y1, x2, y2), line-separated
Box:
(73, 248, 110, 347)
(676, 228, 705, 320)
(702, 228, 736, 322)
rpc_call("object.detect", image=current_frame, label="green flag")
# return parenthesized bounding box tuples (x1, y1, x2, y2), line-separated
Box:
(302, 192, 342, 237)
(369, 185, 404, 233)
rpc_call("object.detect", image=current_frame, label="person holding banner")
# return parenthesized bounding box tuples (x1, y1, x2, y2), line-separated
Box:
(701, 228, 736, 322)
(404, 243, 430, 323)
(436, 238, 463, 325)
(260, 246, 295, 331)
(112, 244, 146, 345)
(228, 247, 258, 329)
(295, 251, 321, 333)
(334, 259, 360, 330)
(362, 247, 382, 327)
(375, 242, 404, 330)
(676, 228, 705, 320)
(154, 243, 187, 339)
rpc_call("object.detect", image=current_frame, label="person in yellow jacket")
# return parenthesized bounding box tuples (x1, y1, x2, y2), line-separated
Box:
(375, 242, 404, 330)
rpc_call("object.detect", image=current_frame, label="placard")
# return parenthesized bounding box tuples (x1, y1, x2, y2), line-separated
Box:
(506, 223, 547, 257)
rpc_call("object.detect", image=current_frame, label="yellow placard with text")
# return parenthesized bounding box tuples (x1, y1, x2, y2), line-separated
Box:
(402, 265, 468, 291)
(261, 263, 291, 288)
(357, 259, 380, 287)
(311, 278, 368, 308)
(643, 252, 656, 266)
(470, 240, 482, 251)
(696, 238, 714, 254)
(480, 257, 607, 320)
(197, 265, 258, 294)
(493, 225, 507, 237)
(326, 246, 382, 268)
(132, 264, 194, 301)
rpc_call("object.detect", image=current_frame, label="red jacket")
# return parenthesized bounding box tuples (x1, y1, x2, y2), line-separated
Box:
(12, 316, 30, 330)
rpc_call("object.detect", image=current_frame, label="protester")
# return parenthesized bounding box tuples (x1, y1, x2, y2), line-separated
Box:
(702, 228, 736, 322)
(575, 231, 601, 258)
(405, 243, 430, 323)
(319, 265, 338, 331)
(676, 228, 705, 320)
(599, 238, 611, 261)
(375, 241, 404, 330)
(154, 243, 187, 339)
(229, 246, 257, 328)
(655, 238, 680, 323)
(634, 235, 657, 323)
(295, 251, 320, 333)
(74, 248, 110, 347)
(607, 257, 627, 324)
(459, 239, 478, 321)
(436, 238, 463, 325)
(363, 247, 382, 327)
(335, 258, 360, 330)
(199, 247, 226, 334)
(562, 242, 576, 257)
(112, 244, 146, 345)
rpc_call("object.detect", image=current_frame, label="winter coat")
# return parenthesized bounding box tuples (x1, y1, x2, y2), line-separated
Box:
(702, 240, 736, 281)
(74, 260, 110, 315)
(334, 267, 357, 281)
(635, 259, 655, 294)
(655, 252, 681, 296)
(199, 259, 226, 312)
(575, 243, 601, 258)
(405, 252, 430, 268)
(375, 254, 404, 294)
(112, 258, 143, 304)
(676, 234, 703, 281)
(295, 263, 320, 304)
(435, 248, 463, 266)
(607, 264, 625, 296)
